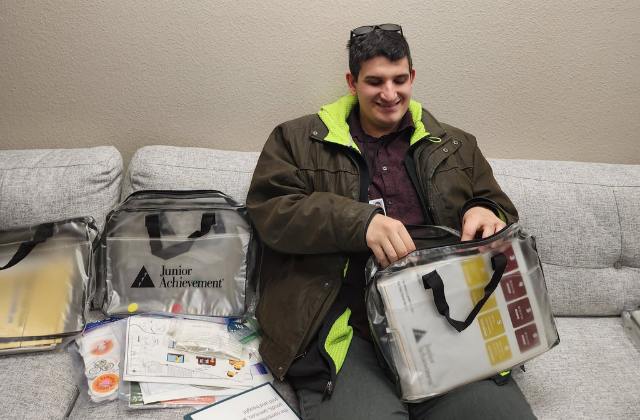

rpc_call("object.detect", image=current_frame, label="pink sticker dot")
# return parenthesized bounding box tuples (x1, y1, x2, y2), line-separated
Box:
(171, 304, 182, 313)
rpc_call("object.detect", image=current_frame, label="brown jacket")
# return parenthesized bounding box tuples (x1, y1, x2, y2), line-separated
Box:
(247, 95, 518, 380)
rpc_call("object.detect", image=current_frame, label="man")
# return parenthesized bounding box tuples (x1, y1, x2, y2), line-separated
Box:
(247, 25, 535, 419)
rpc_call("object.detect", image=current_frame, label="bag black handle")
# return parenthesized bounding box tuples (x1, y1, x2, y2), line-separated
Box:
(212, 190, 242, 207)
(0, 223, 55, 270)
(421, 252, 507, 332)
(405, 224, 460, 239)
(405, 224, 461, 249)
(145, 213, 217, 260)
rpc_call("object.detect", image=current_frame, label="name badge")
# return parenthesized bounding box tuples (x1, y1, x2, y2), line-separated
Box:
(369, 198, 386, 215)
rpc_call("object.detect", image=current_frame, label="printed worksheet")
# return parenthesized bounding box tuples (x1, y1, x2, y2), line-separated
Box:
(139, 362, 273, 404)
(185, 383, 300, 420)
(124, 316, 263, 388)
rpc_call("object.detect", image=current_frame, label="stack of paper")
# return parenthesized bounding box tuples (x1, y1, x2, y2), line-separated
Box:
(123, 315, 272, 408)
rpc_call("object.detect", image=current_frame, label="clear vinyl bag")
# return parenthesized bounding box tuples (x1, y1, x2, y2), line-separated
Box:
(366, 223, 559, 402)
(97, 190, 258, 317)
(0, 217, 98, 354)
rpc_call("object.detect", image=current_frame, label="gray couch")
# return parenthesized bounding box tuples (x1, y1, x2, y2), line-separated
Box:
(1, 145, 638, 419)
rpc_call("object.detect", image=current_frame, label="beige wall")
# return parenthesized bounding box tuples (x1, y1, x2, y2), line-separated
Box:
(2, 1, 639, 164)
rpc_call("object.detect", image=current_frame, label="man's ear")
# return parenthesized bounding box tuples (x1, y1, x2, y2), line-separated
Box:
(346, 72, 357, 95)
(410, 68, 416, 85)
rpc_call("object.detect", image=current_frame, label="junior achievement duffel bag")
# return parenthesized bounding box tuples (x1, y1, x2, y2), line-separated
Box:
(366, 223, 559, 401)
(97, 190, 258, 317)
(0, 217, 98, 353)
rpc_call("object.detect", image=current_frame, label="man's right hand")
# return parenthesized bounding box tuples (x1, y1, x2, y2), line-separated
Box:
(366, 214, 416, 268)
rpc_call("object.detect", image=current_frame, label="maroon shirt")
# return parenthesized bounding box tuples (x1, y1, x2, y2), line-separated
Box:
(347, 107, 425, 226)
(340, 107, 426, 340)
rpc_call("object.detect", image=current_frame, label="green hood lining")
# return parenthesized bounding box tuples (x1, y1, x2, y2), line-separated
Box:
(317, 94, 437, 151)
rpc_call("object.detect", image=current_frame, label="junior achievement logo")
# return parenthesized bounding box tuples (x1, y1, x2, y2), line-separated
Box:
(130, 265, 223, 288)
(131, 266, 155, 288)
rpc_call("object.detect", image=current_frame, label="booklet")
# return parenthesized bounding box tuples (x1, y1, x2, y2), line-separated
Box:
(185, 383, 300, 420)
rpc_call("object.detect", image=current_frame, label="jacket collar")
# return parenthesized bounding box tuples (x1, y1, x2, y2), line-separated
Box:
(315, 94, 447, 151)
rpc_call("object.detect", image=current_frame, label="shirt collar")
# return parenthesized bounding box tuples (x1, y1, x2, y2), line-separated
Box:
(347, 105, 415, 142)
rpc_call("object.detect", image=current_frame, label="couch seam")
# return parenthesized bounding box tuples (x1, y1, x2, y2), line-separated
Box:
(64, 386, 80, 418)
(542, 261, 622, 270)
(611, 188, 626, 305)
(0, 161, 117, 170)
(493, 173, 640, 188)
(138, 161, 256, 173)
(0, 170, 6, 215)
(126, 156, 137, 198)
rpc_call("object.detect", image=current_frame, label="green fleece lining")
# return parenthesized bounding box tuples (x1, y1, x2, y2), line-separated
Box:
(324, 309, 353, 374)
(496, 208, 507, 223)
(317, 94, 435, 150)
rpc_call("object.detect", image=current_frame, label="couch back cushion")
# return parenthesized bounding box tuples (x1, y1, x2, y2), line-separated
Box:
(490, 159, 640, 316)
(123, 148, 639, 317)
(0, 146, 122, 230)
(122, 146, 259, 203)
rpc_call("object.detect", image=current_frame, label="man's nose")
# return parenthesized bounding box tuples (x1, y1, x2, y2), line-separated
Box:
(379, 82, 396, 102)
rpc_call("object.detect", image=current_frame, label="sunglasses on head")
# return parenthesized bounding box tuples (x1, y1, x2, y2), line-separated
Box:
(350, 24, 403, 39)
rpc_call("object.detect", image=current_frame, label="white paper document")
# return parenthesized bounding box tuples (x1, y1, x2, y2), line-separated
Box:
(139, 362, 273, 404)
(185, 383, 300, 420)
(124, 316, 270, 389)
(140, 382, 230, 404)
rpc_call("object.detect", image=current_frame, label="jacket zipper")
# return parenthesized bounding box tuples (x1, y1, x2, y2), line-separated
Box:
(291, 136, 367, 382)
(404, 139, 437, 225)
(322, 143, 368, 397)
(294, 273, 342, 365)
(296, 135, 368, 356)
(343, 144, 371, 202)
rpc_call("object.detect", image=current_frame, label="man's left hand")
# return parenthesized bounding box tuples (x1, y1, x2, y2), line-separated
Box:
(460, 206, 506, 241)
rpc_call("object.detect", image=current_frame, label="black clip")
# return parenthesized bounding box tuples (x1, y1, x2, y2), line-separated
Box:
(491, 369, 511, 386)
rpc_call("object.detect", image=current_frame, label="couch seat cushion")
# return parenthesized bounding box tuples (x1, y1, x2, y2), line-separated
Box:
(514, 316, 640, 419)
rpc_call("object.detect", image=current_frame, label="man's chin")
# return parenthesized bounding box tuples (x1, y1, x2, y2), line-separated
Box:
(374, 113, 402, 128)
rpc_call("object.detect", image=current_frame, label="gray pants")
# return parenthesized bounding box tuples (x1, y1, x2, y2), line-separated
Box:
(295, 335, 536, 420)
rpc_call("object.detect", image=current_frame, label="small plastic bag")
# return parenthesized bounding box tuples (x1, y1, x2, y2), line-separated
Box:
(69, 317, 127, 404)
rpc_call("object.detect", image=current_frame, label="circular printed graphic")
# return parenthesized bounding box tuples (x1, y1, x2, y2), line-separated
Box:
(90, 339, 114, 356)
(91, 373, 119, 395)
(127, 302, 139, 313)
(86, 358, 118, 378)
(170, 303, 183, 313)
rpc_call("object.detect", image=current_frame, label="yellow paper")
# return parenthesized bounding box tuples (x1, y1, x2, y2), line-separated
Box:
(462, 256, 489, 287)
(485, 335, 512, 366)
(470, 288, 498, 312)
(0, 247, 74, 350)
(477, 309, 506, 340)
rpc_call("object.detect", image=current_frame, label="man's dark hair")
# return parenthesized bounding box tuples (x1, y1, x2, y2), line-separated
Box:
(347, 29, 412, 80)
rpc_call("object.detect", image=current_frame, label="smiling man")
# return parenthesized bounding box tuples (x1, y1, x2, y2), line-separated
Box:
(247, 25, 533, 420)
